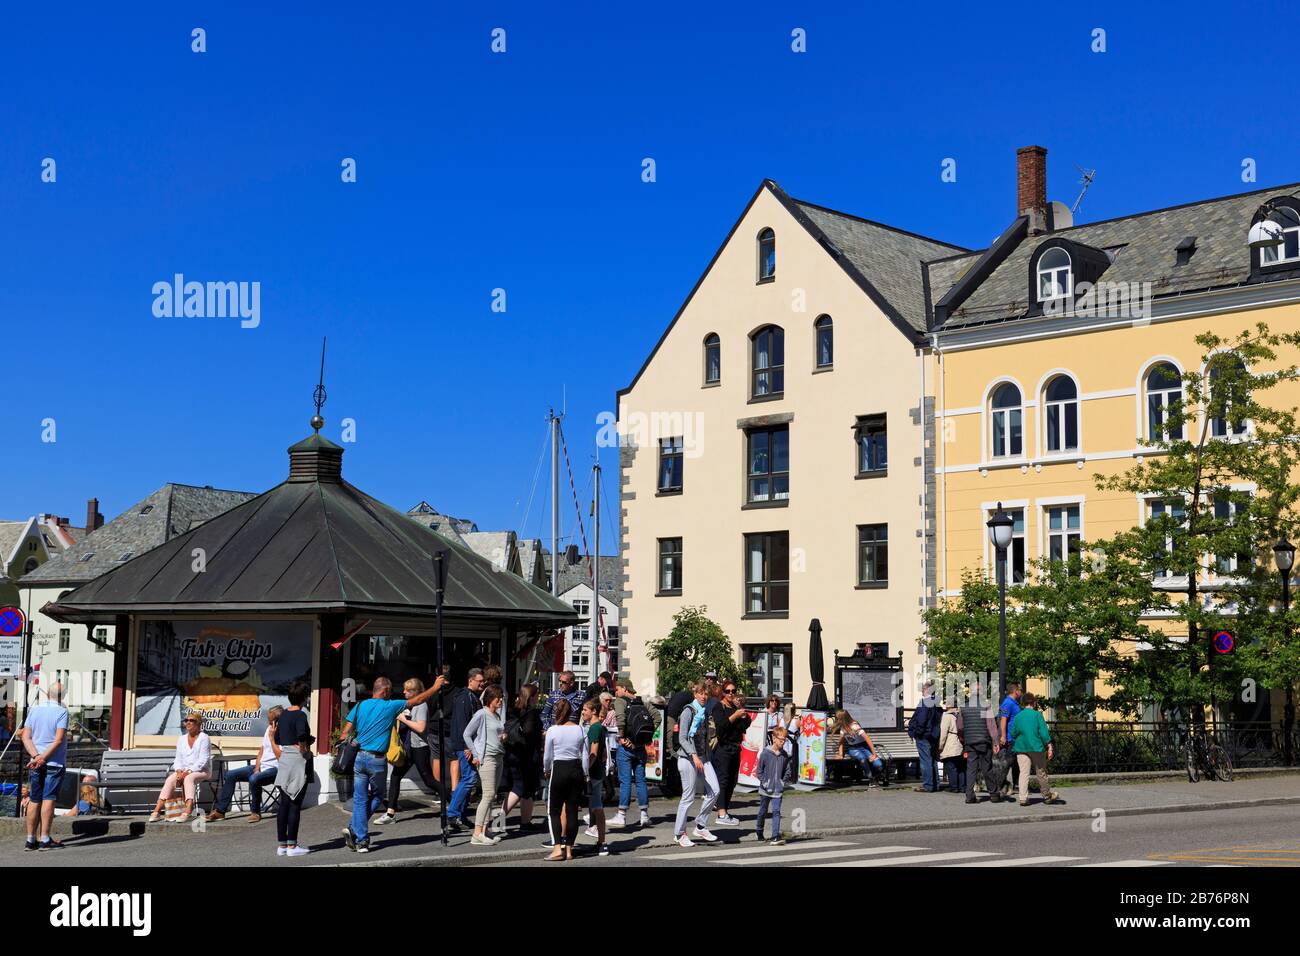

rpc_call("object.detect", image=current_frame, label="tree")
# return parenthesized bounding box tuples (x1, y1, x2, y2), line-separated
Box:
(646, 606, 753, 697)
(1095, 325, 1300, 722)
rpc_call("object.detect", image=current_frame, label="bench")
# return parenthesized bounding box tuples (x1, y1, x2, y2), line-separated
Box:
(93, 750, 175, 813)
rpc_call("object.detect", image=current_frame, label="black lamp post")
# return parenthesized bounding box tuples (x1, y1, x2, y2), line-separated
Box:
(1275, 538, 1296, 766)
(987, 503, 1015, 699)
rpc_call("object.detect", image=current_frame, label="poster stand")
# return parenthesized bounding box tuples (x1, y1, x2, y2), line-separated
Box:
(833, 644, 903, 733)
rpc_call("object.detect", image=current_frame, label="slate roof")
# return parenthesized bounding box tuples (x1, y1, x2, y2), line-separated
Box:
(44, 438, 578, 626)
(405, 502, 475, 544)
(930, 182, 1300, 330)
(790, 198, 967, 333)
(0, 521, 29, 566)
(463, 530, 518, 573)
(20, 485, 258, 587)
(543, 552, 623, 605)
(517, 538, 544, 586)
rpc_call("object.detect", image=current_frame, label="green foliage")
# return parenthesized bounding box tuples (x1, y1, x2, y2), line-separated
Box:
(647, 606, 753, 697)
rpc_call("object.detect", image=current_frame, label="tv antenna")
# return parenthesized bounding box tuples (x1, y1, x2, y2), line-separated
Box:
(1071, 165, 1097, 214)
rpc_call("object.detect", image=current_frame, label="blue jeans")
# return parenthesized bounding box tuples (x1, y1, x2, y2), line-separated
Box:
(942, 756, 966, 792)
(215, 764, 278, 813)
(755, 793, 782, 840)
(916, 738, 938, 791)
(351, 752, 388, 842)
(617, 744, 649, 810)
(447, 752, 479, 821)
(847, 745, 884, 781)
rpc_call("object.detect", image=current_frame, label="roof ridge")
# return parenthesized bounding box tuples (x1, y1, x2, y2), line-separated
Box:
(1050, 181, 1300, 235)
(789, 195, 969, 252)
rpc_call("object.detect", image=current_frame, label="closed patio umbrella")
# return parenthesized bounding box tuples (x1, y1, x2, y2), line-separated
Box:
(806, 618, 831, 711)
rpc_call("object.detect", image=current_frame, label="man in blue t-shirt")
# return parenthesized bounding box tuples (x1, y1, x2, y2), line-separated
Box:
(991, 681, 1023, 801)
(340, 675, 444, 851)
(21, 682, 69, 852)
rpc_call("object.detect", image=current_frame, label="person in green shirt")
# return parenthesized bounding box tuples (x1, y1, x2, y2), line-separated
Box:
(1010, 693, 1062, 807)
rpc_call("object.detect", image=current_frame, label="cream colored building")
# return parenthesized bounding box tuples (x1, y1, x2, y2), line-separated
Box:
(617, 181, 965, 706)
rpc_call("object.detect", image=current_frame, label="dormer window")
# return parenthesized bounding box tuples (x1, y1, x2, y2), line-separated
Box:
(757, 228, 776, 282)
(1260, 206, 1300, 266)
(1036, 247, 1072, 302)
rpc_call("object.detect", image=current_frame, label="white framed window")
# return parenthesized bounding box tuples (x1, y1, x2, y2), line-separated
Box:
(757, 228, 776, 280)
(1147, 498, 1187, 580)
(1145, 362, 1184, 441)
(990, 382, 1024, 458)
(1208, 357, 1249, 439)
(1259, 206, 1300, 265)
(1213, 493, 1253, 576)
(1043, 376, 1079, 453)
(1045, 504, 1082, 567)
(987, 506, 1027, 583)
(1036, 247, 1072, 302)
(94, 627, 108, 651)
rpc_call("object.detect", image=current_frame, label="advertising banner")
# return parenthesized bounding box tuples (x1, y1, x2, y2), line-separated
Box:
(795, 710, 827, 787)
(135, 620, 313, 738)
(645, 705, 666, 782)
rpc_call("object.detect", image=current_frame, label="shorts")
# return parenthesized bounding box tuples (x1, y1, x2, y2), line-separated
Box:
(587, 775, 605, 810)
(504, 752, 540, 798)
(426, 734, 453, 760)
(29, 763, 66, 803)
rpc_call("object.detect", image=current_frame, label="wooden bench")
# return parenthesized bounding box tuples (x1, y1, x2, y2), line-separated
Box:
(93, 750, 179, 813)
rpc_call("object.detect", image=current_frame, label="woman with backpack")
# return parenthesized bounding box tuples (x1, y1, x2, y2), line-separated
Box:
(673, 681, 720, 848)
(502, 683, 543, 831)
(462, 684, 508, 847)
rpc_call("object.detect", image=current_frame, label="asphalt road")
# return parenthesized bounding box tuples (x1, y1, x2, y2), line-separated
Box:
(483, 803, 1300, 867)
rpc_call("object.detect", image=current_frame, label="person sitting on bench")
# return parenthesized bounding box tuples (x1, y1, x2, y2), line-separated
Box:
(207, 706, 283, 822)
(835, 710, 887, 786)
(149, 712, 212, 822)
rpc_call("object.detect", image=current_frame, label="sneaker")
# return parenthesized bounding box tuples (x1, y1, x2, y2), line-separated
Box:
(541, 838, 557, 849)
(675, 833, 696, 848)
(583, 825, 600, 840)
(1018, 800, 1030, 807)
(24, 839, 37, 852)
(343, 826, 357, 851)
(277, 846, 288, 856)
(372, 813, 396, 826)
(639, 810, 651, 827)
(610, 811, 627, 828)
(598, 843, 610, 856)
(38, 840, 63, 852)
(691, 827, 719, 843)
(447, 817, 469, 833)
(965, 798, 979, 804)
(770, 837, 787, 846)
(714, 814, 740, 827)
(354, 840, 370, 854)
(285, 846, 312, 857)
(470, 834, 497, 846)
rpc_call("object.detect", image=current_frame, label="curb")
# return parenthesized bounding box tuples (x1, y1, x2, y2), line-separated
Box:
(324, 793, 1300, 868)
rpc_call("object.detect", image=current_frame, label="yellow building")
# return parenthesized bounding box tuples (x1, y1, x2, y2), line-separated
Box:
(927, 147, 1300, 722)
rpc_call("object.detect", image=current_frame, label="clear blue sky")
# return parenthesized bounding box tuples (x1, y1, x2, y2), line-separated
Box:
(5, 2, 1299, 551)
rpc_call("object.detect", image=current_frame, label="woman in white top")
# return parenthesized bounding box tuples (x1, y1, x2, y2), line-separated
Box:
(149, 712, 212, 822)
(543, 697, 589, 861)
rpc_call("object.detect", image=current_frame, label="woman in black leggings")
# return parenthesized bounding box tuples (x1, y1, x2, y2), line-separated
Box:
(543, 698, 589, 861)
(274, 680, 315, 857)
(376, 678, 446, 825)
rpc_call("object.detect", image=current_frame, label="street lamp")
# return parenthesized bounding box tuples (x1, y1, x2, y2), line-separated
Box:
(1275, 538, 1296, 766)
(987, 503, 1015, 699)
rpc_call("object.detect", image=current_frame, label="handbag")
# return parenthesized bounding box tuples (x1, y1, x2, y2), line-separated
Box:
(163, 796, 188, 822)
(332, 727, 359, 776)
(387, 722, 409, 766)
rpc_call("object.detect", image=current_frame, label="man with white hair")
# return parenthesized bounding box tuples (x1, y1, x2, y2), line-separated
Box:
(21, 681, 69, 851)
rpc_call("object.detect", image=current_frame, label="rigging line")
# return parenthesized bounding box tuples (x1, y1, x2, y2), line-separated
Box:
(516, 420, 551, 542)
(558, 422, 612, 673)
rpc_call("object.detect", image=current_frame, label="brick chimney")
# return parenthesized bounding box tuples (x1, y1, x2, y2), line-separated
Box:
(86, 497, 103, 532)
(1017, 145, 1048, 234)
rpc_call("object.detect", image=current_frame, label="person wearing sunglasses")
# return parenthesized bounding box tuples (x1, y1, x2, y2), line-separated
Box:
(149, 712, 211, 822)
(541, 671, 585, 732)
(711, 683, 751, 827)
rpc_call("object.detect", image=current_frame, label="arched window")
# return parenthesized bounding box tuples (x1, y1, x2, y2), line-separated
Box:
(758, 228, 776, 281)
(1146, 362, 1184, 441)
(1260, 206, 1300, 265)
(23, 557, 38, 574)
(990, 383, 1023, 458)
(1208, 356, 1249, 437)
(752, 325, 784, 398)
(1036, 247, 1072, 302)
(814, 315, 833, 369)
(1043, 376, 1079, 453)
(703, 333, 721, 385)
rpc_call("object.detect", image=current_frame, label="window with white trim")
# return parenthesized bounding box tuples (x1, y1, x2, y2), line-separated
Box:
(1208, 358, 1249, 438)
(1043, 376, 1079, 453)
(1036, 247, 1072, 302)
(1260, 206, 1300, 265)
(990, 383, 1023, 458)
(1045, 504, 1082, 568)
(1145, 363, 1184, 441)
(1148, 499, 1186, 579)
(1213, 494, 1252, 575)
(990, 506, 1027, 583)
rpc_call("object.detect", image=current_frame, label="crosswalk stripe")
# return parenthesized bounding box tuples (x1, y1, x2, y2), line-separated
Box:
(945, 856, 1086, 867)
(1075, 860, 1175, 867)
(809, 850, 998, 867)
(642, 840, 854, 861)
(716, 845, 930, 865)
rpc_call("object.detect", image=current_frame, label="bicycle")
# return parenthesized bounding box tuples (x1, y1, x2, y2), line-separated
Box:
(1185, 725, 1234, 783)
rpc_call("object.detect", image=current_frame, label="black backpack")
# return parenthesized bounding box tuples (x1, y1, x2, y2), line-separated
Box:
(624, 700, 655, 746)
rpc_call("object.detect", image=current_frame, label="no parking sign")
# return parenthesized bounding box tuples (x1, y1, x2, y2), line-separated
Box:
(1213, 631, 1235, 654)
(0, 607, 24, 677)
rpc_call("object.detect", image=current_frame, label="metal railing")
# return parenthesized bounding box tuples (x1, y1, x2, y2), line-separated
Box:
(1047, 720, 1297, 774)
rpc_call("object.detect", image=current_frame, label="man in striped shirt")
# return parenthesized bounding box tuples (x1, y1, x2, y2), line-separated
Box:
(542, 672, 586, 732)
